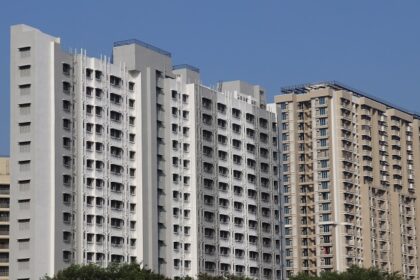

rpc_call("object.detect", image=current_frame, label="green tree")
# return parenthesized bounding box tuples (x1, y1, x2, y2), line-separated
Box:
(42, 263, 170, 280)
(44, 263, 403, 280)
(289, 266, 403, 280)
(195, 274, 251, 280)
(42, 264, 254, 280)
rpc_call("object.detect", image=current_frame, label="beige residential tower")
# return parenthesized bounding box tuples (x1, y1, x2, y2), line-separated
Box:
(275, 82, 420, 279)
(0, 157, 10, 280)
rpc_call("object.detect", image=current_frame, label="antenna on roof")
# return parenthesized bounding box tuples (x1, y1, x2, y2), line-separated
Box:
(217, 81, 223, 92)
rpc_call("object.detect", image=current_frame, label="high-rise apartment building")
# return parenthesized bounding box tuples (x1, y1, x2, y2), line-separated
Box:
(275, 82, 420, 279)
(10, 24, 281, 280)
(0, 157, 10, 280)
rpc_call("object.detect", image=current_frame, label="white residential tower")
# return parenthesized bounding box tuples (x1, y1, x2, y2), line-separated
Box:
(9, 25, 282, 280)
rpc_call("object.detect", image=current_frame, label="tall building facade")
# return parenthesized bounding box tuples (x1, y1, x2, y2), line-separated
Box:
(10, 24, 420, 280)
(275, 82, 420, 279)
(10, 25, 281, 280)
(0, 158, 10, 280)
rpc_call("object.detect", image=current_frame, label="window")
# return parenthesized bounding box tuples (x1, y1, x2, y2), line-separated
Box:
(174, 259, 180, 268)
(320, 181, 329, 190)
(86, 86, 93, 97)
(320, 160, 328, 168)
(182, 94, 189, 103)
(128, 82, 135, 91)
(19, 46, 31, 58)
(110, 75, 122, 87)
(63, 175, 71, 187)
(86, 105, 94, 115)
(129, 99, 135, 108)
(95, 88, 103, 99)
(19, 84, 31, 95)
(110, 111, 122, 122)
(217, 103, 226, 113)
(233, 170, 242, 180)
(217, 134, 226, 145)
(63, 194, 71, 205)
(232, 123, 241, 134)
(85, 123, 94, 134)
(214, 120, 225, 131)
(17, 199, 30, 210)
(62, 63, 71, 75)
(219, 166, 228, 176)
(96, 142, 104, 153)
(129, 116, 135, 126)
(19, 103, 31, 115)
(233, 154, 242, 165)
(260, 132, 268, 143)
(202, 98, 212, 109)
(18, 238, 30, 250)
(19, 65, 31, 76)
(63, 119, 71, 130)
(232, 108, 241, 118)
(19, 141, 30, 153)
(280, 102, 288, 110)
(183, 127, 189, 137)
(63, 156, 72, 168)
(129, 134, 135, 143)
(17, 258, 30, 270)
(203, 114, 212, 125)
(86, 68, 93, 79)
(63, 100, 71, 112)
(110, 93, 122, 104)
(246, 113, 255, 123)
(259, 118, 268, 129)
(246, 128, 255, 139)
(19, 160, 30, 172)
(63, 251, 72, 262)
(95, 70, 102, 80)
(18, 218, 30, 230)
(281, 112, 288, 121)
(321, 214, 330, 222)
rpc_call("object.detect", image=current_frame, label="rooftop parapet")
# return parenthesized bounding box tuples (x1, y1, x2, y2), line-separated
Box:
(281, 80, 420, 119)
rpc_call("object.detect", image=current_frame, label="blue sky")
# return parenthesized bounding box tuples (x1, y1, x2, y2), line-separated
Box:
(1, 0, 419, 155)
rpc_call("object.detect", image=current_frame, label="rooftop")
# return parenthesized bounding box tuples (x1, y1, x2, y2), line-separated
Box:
(281, 81, 420, 119)
(113, 39, 171, 57)
(173, 64, 200, 73)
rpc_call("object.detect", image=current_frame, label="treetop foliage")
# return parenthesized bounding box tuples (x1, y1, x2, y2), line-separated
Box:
(42, 263, 402, 280)
(289, 266, 403, 280)
(41, 263, 252, 280)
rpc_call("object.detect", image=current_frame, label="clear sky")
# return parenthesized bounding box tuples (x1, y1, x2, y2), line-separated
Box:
(1, 0, 419, 155)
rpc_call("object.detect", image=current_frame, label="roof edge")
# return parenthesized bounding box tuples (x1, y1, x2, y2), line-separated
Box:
(173, 64, 200, 73)
(113, 39, 171, 57)
(281, 80, 420, 118)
